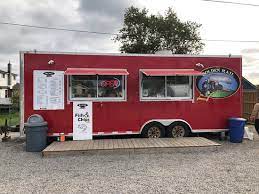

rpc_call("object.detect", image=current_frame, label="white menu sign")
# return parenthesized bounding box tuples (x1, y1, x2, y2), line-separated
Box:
(73, 101, 93, 140)
(33, 70, 64, 110)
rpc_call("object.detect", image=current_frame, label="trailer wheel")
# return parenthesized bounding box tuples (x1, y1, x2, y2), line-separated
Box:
(166, 122, 190, 138)
(142, 122, 165, 138)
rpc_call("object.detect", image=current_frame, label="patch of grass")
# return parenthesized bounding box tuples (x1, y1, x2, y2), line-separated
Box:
(211, 90, 233, 98)
(0, 111, 19, 126)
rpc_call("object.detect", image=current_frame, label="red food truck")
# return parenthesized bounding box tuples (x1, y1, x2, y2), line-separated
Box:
(20, 51, 242, 139)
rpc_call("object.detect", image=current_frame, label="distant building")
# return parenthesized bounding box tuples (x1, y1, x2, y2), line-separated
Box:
(242, 77, 257, 91)
(0, 62, 18, 105)
(242, 77, 257, 121)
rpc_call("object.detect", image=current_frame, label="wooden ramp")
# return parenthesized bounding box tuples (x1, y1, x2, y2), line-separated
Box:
(42, 137, 221, 157)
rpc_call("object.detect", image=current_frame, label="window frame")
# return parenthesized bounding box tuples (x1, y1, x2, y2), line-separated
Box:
(139, 71, 194, 102)
(68, 74, 127, 102)
(5, 89, 8, 98)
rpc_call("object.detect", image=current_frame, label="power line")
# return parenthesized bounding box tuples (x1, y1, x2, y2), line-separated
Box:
(203, 39, 259, 43)
(198, 0, 259, 7)
(1, 21, 259, 43)
(0, 21, 118, 36)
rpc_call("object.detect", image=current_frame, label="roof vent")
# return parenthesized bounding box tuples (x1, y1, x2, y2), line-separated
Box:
(155, 50, 172, 55)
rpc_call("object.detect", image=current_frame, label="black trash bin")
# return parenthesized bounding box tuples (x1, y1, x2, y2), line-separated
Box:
(25, 114, 48, 152)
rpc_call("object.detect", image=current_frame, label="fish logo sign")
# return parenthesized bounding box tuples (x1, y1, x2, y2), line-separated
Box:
(77, 104, 88, 109)
(196, 67, 240, 99)
(43, 72, 55, 77)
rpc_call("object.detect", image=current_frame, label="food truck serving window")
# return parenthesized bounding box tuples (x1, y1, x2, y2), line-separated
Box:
(140, 69, 203, 101)
(66, 68, 128, 101)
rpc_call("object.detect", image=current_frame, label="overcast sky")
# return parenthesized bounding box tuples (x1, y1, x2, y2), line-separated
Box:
(0, 0, 259, 84)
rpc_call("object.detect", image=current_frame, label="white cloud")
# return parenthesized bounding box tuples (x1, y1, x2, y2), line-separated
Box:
(0, 0, 259, 84)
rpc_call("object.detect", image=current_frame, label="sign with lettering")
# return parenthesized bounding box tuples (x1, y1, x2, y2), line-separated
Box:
(33, 70, 64, 110)
(196, 67, 240, 99)
(73, 101, 93, 140)
(99, 77, 120, 89)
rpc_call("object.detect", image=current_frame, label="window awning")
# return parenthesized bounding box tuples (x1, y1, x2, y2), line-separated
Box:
(140, 69, 203, 76)
(65, 68, 129, 75)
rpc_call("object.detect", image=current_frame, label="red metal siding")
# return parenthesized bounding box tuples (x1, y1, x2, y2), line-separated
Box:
(23, 53, 242, 135)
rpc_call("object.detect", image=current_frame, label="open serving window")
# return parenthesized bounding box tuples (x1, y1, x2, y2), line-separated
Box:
(140, 69, 203, 101)
(65, 68, 129, 101)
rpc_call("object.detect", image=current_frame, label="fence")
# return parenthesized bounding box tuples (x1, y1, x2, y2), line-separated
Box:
(243, 90, 257, 123)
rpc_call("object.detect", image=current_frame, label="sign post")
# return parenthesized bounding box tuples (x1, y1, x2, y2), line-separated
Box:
(73, 101, 93, 140)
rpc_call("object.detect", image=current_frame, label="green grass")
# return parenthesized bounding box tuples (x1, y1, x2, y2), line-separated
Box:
(210, 90, 234, 98)
(0, 111, 19, 126)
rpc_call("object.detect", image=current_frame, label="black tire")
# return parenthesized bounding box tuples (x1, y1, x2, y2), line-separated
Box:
(141, 122, 165, 138)
(166, 122, 190, 138)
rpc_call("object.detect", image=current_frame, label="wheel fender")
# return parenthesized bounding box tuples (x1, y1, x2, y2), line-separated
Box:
(140, 119, 193, 133)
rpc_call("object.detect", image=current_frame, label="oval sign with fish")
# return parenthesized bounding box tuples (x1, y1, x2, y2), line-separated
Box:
(196, 67, 240, 99)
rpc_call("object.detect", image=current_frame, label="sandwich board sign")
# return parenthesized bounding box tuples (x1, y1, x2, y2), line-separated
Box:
(73, 101, 93, 140)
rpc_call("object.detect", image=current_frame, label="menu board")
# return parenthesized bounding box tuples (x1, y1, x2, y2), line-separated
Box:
(33, 70, 64, 110)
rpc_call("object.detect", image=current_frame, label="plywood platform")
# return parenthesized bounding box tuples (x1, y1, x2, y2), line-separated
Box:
(42, 137, 221, 157)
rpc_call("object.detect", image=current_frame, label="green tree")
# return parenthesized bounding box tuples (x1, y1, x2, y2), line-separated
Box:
(115, 7, 204, 54)
(11, 89, 19, 110)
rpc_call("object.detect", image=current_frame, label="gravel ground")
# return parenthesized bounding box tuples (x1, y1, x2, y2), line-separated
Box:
(0, 134, 258, 194)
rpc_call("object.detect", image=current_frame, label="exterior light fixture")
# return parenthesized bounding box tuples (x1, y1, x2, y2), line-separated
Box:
(48, 60, 55, 65)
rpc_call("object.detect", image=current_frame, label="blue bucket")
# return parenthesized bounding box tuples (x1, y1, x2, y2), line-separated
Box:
(228, 118, 246, 143)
